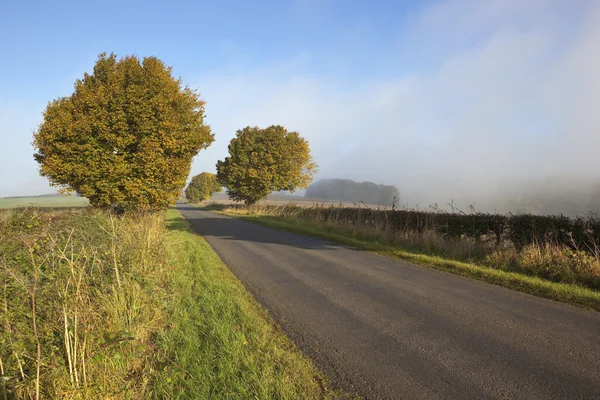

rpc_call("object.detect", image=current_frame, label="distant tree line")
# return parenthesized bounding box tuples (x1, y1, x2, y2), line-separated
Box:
(305, 179, 399, 206)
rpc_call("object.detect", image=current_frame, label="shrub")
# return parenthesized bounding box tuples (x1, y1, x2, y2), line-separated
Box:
(0, 208, 167, 398)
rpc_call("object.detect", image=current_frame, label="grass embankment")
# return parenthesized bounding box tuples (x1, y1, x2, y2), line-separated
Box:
(0, 207, 337, 399)
(205, 204, 600, 311)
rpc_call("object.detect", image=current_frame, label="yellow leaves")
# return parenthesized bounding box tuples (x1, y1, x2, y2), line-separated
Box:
(216, 125, 318, 204)
(33, 53, 213, 212)
(185, 172, 221, 203)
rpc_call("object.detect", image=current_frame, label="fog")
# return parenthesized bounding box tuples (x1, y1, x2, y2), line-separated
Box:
(189, 0, 600, 216)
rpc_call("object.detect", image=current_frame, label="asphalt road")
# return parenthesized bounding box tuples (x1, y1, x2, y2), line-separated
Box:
(177, 204, 600, 400)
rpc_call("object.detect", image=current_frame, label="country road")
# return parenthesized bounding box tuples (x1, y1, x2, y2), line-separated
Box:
(177, 204, 600, 400)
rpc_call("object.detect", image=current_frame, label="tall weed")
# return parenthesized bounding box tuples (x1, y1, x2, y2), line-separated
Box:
(0, 208, 167, 399)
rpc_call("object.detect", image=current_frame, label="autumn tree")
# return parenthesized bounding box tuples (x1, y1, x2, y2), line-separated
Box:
(185, 172, 221, 203)
(33, 53, 214, 212)
(216, 125, 317, 205)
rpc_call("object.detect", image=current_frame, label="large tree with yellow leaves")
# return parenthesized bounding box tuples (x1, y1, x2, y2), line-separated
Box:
(33, 53, 213, 211)
(216, 125, 317, 206)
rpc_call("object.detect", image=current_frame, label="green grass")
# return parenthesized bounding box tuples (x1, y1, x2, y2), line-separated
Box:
(153, 209, 340, 399)
(216, 211, 600, 312)
(0, 195, 89, 208)
(1, 207, 340, 399)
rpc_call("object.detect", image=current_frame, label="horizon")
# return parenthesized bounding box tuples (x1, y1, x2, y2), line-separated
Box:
(2, 0, 599, 213)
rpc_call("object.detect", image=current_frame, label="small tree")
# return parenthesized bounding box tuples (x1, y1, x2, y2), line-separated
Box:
(185, 172, 221, 203)
(33, 53, 214, 212)
(216, 125, 317, 205)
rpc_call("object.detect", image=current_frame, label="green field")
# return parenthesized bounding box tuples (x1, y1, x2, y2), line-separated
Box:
(0, 195, 89, 208)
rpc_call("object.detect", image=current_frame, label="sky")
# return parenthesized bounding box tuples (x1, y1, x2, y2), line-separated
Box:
(1, 0, 599, 210)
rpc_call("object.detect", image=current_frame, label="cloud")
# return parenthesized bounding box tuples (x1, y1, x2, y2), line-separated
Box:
(191, 0, 600, 210)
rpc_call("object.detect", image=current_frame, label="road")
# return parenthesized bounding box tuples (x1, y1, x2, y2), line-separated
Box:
(177, 204, 600, 400)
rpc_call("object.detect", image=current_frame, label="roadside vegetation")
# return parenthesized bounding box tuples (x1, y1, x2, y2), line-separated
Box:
(0, 207, 338, 399)
(205, 203, 600, 311)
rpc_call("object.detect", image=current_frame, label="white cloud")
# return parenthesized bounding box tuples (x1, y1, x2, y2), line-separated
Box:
(190, 0, 600, 209)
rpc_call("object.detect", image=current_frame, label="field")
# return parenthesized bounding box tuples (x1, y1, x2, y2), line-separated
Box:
(0, 193, 352, 210)
(0, 195, 89, 209)
(203, 203, 600, 310)
(208, 192, 383, 208)
(0, 207, 338, 399)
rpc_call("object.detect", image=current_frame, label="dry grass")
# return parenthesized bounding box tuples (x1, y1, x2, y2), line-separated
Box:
(487, 243, 600, 287)
(1, 207, 168, 398)
(219, 203, 600, 291)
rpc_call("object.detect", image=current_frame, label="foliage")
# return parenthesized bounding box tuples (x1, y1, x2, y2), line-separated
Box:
(216, 125, 317, 205)
(271, 206, 600, 254)
(33, 53, 214, 212)
(184, 172, 221, 203)
(305, 178, 399, 206)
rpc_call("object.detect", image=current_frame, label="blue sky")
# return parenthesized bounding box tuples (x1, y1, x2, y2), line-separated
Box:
(1, 0, 421, 102)
(1, 0, 599, 206)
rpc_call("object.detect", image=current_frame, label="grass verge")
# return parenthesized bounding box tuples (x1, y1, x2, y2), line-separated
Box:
(153, 209, 339, 399)
(0, 207, 339, 399)
(215, 210, 600, 312)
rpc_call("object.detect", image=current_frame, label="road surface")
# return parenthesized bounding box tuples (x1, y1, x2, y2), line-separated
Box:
(177, 204, 600, 400)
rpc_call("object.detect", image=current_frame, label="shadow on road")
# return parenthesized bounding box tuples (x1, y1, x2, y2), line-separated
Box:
(173, 203, 337, 251)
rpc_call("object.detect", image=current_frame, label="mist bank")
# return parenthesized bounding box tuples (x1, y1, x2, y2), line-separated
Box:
(306, 175, 600, 216)
(387, 176, 600, 216)
(305, 179, 399, 206)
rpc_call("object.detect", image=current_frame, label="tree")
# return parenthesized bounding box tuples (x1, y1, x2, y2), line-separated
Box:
(216, 125, 317, 205)
(185, 172, 221, 203)
(33, 53, 214, 212)
(305, 179, 400, 206)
